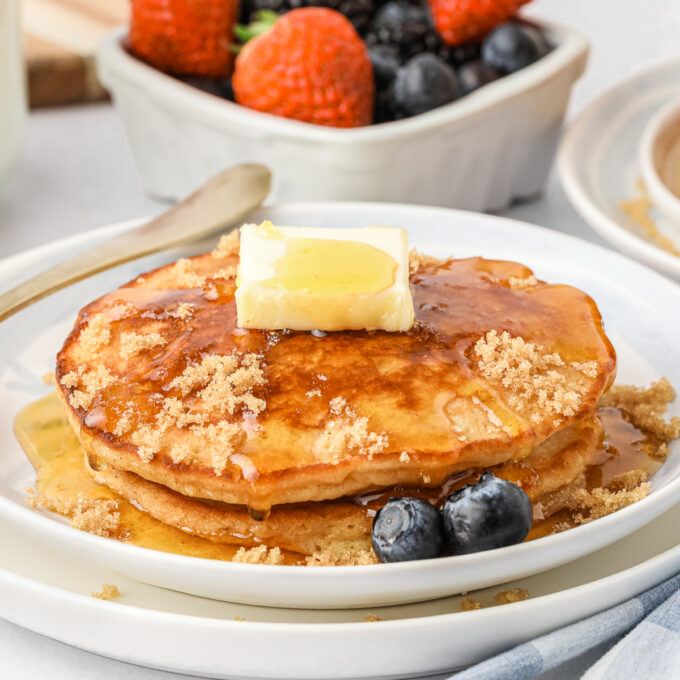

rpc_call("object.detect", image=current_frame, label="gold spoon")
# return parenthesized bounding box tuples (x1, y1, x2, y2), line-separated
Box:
(0, 164, 272, 322)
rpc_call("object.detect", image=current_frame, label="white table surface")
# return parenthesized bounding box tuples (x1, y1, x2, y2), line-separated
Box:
(0, 0, 678, 677)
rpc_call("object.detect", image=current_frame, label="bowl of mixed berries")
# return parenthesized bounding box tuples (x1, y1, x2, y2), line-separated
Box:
(98, 0, 588, 208)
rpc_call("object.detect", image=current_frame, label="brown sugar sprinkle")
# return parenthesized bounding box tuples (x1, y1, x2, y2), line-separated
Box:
(78, 314, 111, 354)
(408, 248, 447, 276)
(170, 258, 237, 288)
(507, 274, 539, 291)
(619, 179, 680, 257)
(557, 472, 651, 530)
(460, 596, 483, 611)
(306, 389, 322, 398)
(305, 549, 379, 567)
(212, 231, 240, 258)
(168, 352, 266, 416)
(232, 545, 284, 565)
(313, 399, 388, 464)
(494, 588, 529, 605)
(127, 353, 264, 468)
(473, 330, 597, 419)
(170, 302, 195, 319)
(64, 366, 117, 411)
(112, 405, 135, 436)
(26, 492, 126, 539)
(599, 379, 680, 457)
(92, 584, 120, 601)
(364, 614, 382, 622)
(119, 331, 167, 359)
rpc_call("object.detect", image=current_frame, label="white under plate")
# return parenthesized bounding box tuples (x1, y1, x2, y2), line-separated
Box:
(4, 499, 680, 679)
(558, 56, 680, 280)
(1, 203, 680, 609)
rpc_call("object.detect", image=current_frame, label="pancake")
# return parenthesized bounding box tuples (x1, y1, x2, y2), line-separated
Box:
(86, 416, 602, 556)
(55, 239, 616, 511)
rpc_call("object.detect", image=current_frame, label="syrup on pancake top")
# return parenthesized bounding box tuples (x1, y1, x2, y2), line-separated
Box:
(19, 223, 679, 565)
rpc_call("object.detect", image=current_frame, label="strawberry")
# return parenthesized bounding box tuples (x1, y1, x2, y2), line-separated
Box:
(427, 0, 532, 47)
(233, 9, 374, 128)
(129, 0, 238, 77)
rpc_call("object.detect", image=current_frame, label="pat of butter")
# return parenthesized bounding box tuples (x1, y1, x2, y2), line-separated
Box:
(235, 222, 414, 332)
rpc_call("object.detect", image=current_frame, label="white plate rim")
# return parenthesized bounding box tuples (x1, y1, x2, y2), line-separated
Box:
(558, 54, 680, 280)
(2, 202, 680, 607)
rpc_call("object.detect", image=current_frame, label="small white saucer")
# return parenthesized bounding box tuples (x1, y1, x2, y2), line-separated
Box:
(559, 56, 680, 280)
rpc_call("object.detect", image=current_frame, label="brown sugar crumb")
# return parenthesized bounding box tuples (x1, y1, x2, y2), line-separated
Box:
(232, 545, 284, 565)
(399, 451, 411, 462)
(78, 314, 111, 354)
(130, 426, 162, 462)
(473, 330, 593, 419)
(170, 302, 195, 319)
(329, 396, 347, 415)
(563, 474, 651, 528)
(619, 180, 680, 257)
(460, 596, 483, 611)
(27, 492, 126, 539)
(409, 248, 447, 276)
(212, 265, 238, 280)
(66, 366, 117, 411)
(212, 231, 240, 258)
(170, 258, 206, 288)
(112, 405, 135, 437)
(364, 614, 382, 622)
(234, 616, 246, 622)
(494, 588, 529, 605)
(313, 400, 388, 464)
(190, 421, 243, 475)
(171, 258, 237, 288)
(119, 331, 167, 359)
(168, 352, 266, 416)
(135, 353, 264, 468)
(507, 274, 539, 290)
(92, 584, 120, 601)
(306, 549, 379, 567)
(599, 379, 680, 457)
(306, 389, 322, 398)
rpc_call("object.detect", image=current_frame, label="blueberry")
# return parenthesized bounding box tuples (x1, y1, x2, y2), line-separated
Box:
(372, 497, 445, 562)
(457, 60, 502, 96)
(481, 22, 544, 74)
(392, 53, 459, 117)
(367, 1, 434, 57)
(368, 44, 401, 89)
(442, 472, 533, 555)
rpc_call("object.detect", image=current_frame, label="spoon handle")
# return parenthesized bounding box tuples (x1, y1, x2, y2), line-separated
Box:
(0, 164, 271, 322)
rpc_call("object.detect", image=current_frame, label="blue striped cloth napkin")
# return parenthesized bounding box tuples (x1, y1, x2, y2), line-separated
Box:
(449, 572, 680, 680)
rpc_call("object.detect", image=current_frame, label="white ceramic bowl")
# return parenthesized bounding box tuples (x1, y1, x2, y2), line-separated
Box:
(639, 93, 680, 227)
(97, 21, 588, 210)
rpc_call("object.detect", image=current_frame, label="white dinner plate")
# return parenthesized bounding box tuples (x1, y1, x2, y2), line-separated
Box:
(3, 498, 680, 679)
(559, 56, 680, 281)
(1, 203, 680, 609)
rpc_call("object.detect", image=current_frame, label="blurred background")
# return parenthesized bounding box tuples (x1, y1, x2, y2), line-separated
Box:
(0, 0, 679, 258)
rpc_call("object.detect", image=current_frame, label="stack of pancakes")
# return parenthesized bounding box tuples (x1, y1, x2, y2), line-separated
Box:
(55, 235, 616, 561)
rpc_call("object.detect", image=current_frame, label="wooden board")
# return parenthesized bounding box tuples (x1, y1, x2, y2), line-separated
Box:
(23, 0, 129, 108)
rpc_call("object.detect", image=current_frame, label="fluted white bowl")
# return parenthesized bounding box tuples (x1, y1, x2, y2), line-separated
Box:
(97, 21, 588, 209)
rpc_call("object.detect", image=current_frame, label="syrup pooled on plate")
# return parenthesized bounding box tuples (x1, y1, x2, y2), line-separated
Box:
(15, 392, 304, 563)
(15, 391, 662, 561)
